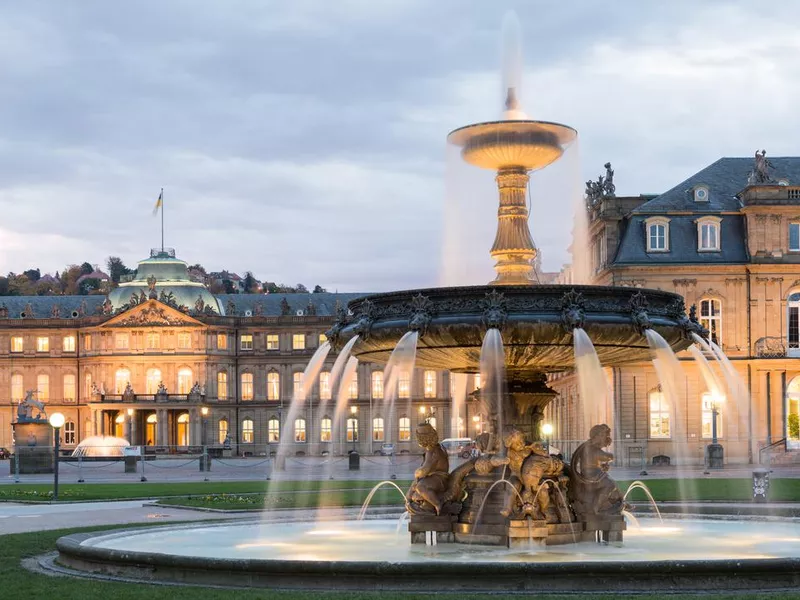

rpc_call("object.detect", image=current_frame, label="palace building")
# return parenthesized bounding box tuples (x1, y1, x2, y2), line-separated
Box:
(547, 155, 800, 465)
(0, 249, 476, 456)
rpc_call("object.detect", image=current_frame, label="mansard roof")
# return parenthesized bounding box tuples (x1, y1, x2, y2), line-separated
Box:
(216, 293, 364, 317)
(0, 296, 105, 319)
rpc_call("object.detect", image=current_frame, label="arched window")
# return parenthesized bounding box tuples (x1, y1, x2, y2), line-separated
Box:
(64, 420, 76, 444)
(63, 374, 76, 402)
(319, 371, 331, 400)
(294, 418, 306, 443)
(701, 392, 724, 439)
(37, 373, 50, 401)
(645, 217, 670, 252)
(788, 293, 800, 355)
(293, 372, 304, 399)
(398, 416, 411, 441)
(372, 417, 384, 442)
(114, 369, 130, 394)
(268, 417, 280, 443)
(241, 372, 254, 401)
(177, 412, 190, 446)
(145, 368, 161, 394)
(346, 417, 359, 442)
(267, 371, 280, 400)
(145, 413, 157, 446)
(699, 299, 722, 346)
(649, 387, 671, 438)
(320, 417, 332, 442)
(424, 371, 437, 398)
(348, 372, 358, 399)
(371, 371, 383, 399)
(11, 373, 24, 402)
(697, 216, 721, 251)
(242, 418, 254, 443)
(218, 418, 229, 444)
(398, 371, 410, 399)
(786, 376, 800, 449)
(177, 368, 192, 394)
(217, 371, 228, 400)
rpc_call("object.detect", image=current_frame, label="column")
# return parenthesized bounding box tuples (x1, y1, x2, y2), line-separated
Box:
(190, 408, 199, 446)
(157, 409, 168, 446)
(129, 409, 138, 446)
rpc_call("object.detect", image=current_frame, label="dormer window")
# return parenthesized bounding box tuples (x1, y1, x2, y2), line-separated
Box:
(697, 216, 722, 251)
(694, 185, 709, 202)
(645, 217, 670, 252)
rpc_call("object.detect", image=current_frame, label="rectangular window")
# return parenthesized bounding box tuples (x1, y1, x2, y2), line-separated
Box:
(266, 334, 279, 350)
(372, 417, 384, 442)
(320, 418, 332, 442)
(424, 370, 437, 398)
(115, 333, 129, 350)
(217, 333, 228, 350)
(217, 372, 228, 400)
(268, 419, 280, 443)
(267, 372, 280, 400)
(346, 418, 359, 442)
(348, 373, 358, 399)
(649, 390, 671, 438)
(372, 371, 384, 399)
(11, 374, 24, 402)
(84, 335, 92, 351)
(240, 334, 253, 350)
(62, 336, 76, 352)
(177, 333, 191, 349)
(294, 419, 306, 443)
(319, 371, 332, 400)
(319, 333, 328, 345)
(37, 374, 49, 402)
(648, 223, 666, 251)
(292, 334, 306, 350)
(293, 372, 304, 398)
(398, 372, 410, 399)
(701, 393, 724, 439)
(791, 305, 800, 350)
(399, 417, 411, 441)
(700, 299, 722, 346)
(10, 336, 23, 353)
(36, 336, 49, 352)
(146, 333, 160, 349)
(63, 374, 76, 402)
(64, 421, 76, 444)
(241, 373, 254, 401)
(791, 223, 800, 251)
(700, 223, 719, 250)
(242, 419, 254, 443)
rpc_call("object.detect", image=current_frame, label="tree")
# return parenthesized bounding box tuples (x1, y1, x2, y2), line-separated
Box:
(0, 276, 11, 296)
(295, 283, 309, 293)
(107, 256, 132, 283)
(60, 265, 84, 295)
(265, 282, 280, 294)
(23, 268, 40, 282)
(79, 278, 101, 295)
(223, 279, 236, 294)
(312, 285, 327, 294)
(80, 262, 94, 275)
(243, 271, 258, 294)
(188, 264, 207, 276)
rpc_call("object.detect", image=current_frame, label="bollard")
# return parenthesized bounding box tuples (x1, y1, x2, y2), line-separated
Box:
(349, 451, 360, 471)
(753, 468, 770, 503)
(124, 455, 138, 474)
(199, 447, 211, 472)
(77, 455, 84, 483)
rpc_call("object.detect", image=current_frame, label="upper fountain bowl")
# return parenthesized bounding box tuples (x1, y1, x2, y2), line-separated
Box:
(447, 120, 577, 171)
(331, 285, 703, 375)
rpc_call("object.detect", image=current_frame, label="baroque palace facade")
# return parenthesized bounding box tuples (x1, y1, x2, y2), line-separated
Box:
(0, 250, 477, 456)
(548, 155, 800, 465)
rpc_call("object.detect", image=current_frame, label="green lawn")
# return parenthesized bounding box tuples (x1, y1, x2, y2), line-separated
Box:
(1, 525, 797, 600)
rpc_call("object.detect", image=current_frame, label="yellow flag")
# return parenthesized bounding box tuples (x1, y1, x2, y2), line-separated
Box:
(152, 190, 163, 216)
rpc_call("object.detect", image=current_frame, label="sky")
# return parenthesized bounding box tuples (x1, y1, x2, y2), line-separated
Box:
(1, 0, 800, 292)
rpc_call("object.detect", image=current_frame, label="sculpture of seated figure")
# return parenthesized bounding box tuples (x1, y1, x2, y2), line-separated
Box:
(568, 424, 626, 519)
(406, 422, 450, 515)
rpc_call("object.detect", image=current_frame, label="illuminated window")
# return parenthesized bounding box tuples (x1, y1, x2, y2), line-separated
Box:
(218, 418, 229, 444)
(293, 372, 304, 399)
(146, 368, 161, 394)
(398, 372, 410, 399)
(267, 371, 280, 400)
(294, 418, 306, 442)
(240, 334, 253, 350)
(320, 417, 332, 442)
(177, 332, 191, 349)
(36, 336, 49, 352)
(10, 336, 23, 353)
(176, 413, 190, 446)
(424, 370, 437, 398)
(216, 333, 227, 350)
(399, 416, 411, 441)
(700, 299, 721, 346)
(473, 373, 481, 390)
(63, 374, 76, 402)
(146, 413, 157, 445)
(346, 417, 359, 442)
(241, 372, 254, 401)
(242, 418, 254, 443)
(37, 373, 50, 401)
(348, 372, 358, 399)
(266, 334, 279, 350)
(177, 368, 192, 394)
(115, 368, 130, 394)
(319, 371, 331, 400)
(217, 371, 228, 400)
(63, 336, 76, 352)
(11, 373, 23, 402)
(115, 334, 129, 350)
(649, 388, 671, 438)
(268, 418, 280, 443)
(372, 417, 384, 442)
(292, 334, 306, 350)
(83, 335, 92, 351)
(64, 420, 76, 444)
(701, 392, 724, 439)
(319, 333, 328, 345)
(372, 371, 383, 399)
(146, 333, 160, 349)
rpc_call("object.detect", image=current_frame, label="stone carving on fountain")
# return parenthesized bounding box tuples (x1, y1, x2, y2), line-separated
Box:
(560, 289, 585, 333)
(408, 294, 434, 337)
(628, 291, 651, 335)
(481, 290, 508, 330)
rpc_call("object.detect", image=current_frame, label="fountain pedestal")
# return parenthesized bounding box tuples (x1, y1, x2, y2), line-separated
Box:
(581, 515, 627, 544)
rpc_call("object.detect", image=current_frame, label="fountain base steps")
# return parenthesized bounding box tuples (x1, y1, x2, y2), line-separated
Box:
(413, 519, 608, 547)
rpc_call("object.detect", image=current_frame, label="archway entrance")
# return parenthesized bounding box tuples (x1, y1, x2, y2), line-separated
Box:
(787, 377, 800, 450)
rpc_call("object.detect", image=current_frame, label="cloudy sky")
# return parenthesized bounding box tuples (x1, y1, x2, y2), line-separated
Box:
(1, 1, 799, 292)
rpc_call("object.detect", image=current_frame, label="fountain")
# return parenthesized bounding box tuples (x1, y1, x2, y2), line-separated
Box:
(71, 435, 130, 458)
(52, 15, 800, 594)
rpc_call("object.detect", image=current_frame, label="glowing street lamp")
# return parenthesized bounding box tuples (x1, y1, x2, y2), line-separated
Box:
(349, 405, 358, 451)
(541, 422, 553, 453)
(49, 412, 65, 501)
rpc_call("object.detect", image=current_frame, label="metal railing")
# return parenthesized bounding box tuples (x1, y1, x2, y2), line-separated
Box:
(758, 437, 787, 465)
(754, 336, 788, 358)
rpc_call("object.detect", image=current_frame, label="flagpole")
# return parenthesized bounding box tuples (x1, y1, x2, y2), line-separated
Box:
(161, 187, 164, 252)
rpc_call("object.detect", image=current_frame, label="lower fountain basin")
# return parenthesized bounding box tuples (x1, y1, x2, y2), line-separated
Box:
(56, 517, 800, 592)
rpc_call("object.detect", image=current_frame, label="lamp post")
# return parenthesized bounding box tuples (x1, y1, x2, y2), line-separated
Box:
(541, 422, 553, 454)
(706, 392, 725, 470)
(49, 412, 65, 501)
(472, 414, 482, 434)
(350, 405, 358, 452)
(200, 406, 209, 472)
(126, 407, 134, 443)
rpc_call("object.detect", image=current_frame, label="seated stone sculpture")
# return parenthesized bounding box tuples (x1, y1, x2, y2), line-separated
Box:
(568, 423, 625, 519)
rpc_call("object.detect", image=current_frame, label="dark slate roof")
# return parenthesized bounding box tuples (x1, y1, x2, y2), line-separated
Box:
(614, 215, 749, 265)
(0, 296, 106, 319)
(215, 293, 366, 317)
(632, 157, 800, 214)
